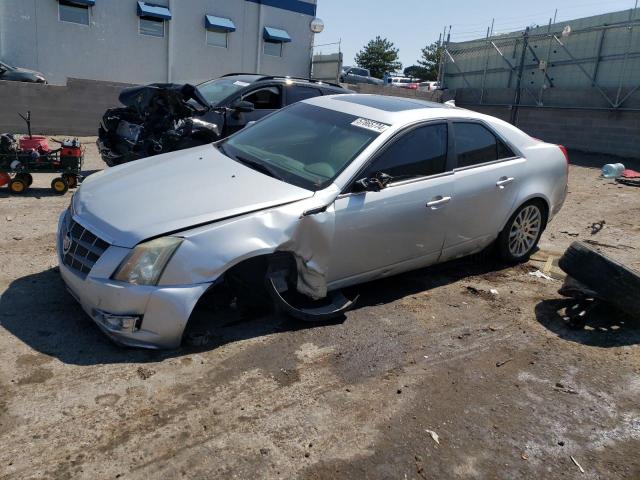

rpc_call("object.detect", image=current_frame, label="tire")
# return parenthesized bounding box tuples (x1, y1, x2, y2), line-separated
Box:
(51, 177, 68, 195)
(9, 178, 27, 194)
(496, 200, 547, 263)
(16, 173, 33, 186)
(559, 242, 640, 319)
(63, 174, 78, 189)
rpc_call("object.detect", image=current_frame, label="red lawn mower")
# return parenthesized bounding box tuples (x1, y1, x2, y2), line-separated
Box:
(0, 111, 84, 194)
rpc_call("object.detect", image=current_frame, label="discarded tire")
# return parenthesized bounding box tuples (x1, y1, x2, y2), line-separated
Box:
(558, 241, 640, 319)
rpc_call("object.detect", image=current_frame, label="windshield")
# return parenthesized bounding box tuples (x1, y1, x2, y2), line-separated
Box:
(220, 103, 383, 191)
(197, 77, 255, 105)
(0, 61, 13, 71)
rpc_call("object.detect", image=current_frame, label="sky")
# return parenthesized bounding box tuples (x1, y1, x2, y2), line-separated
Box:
(314, 0, 638, 70)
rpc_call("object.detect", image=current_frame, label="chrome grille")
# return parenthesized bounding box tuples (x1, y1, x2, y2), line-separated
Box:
(60, 210, 110, 276)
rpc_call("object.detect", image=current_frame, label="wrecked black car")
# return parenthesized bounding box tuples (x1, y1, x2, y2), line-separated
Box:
(97, 74, 348, 167)
(97, 83, 219, 167)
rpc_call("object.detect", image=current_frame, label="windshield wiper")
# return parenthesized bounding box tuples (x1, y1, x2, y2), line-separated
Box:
(218, 144, 284, 181)
(217, 143, 229, 157)
(235, 155, 284, 181)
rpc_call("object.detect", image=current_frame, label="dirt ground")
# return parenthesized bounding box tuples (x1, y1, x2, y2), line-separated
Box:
(0, 140, 639, 480)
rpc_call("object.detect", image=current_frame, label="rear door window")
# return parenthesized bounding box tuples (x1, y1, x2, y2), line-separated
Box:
(285, 86, 323, 105)
(453, 122, 515, 168)
(362, 123, 448, 182)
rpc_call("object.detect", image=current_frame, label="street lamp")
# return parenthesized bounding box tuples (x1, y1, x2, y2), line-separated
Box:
(310, 18, 324, 34)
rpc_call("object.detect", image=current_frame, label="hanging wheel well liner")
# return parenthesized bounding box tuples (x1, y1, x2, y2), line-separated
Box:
(187, 251, 356, 329)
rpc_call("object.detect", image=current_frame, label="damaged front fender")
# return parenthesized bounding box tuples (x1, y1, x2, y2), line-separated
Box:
(158, 189, 340, 301)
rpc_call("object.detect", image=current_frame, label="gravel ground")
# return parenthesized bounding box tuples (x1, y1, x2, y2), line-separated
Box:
(0, 140, 639, 479)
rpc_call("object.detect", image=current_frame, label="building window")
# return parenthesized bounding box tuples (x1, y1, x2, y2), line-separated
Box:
(59, 1, 90, 26)
(139, 16, 165, 37)
(207, 30, 228, 48)
(264, 41, 283, 57)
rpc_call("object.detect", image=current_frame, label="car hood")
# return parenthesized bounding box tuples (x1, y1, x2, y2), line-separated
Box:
(74, 144, 315, 248)
(3, 67, 45, 80)
(14, 67, 42, 75)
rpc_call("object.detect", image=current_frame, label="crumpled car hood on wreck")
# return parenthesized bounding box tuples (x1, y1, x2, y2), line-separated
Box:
(73, 144, 315, 248)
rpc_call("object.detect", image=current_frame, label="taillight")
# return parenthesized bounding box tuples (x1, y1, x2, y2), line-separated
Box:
(558, 145, 569, 176)
(558, 145, 569, 163)
(409, 83, 418, 90)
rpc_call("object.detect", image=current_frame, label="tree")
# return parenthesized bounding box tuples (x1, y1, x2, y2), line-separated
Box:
(414, 41, 442, 81)
(404, 65, 430, 79)
(354, 36, 402, 79)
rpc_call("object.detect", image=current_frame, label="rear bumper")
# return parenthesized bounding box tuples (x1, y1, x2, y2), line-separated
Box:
(549, 184, 568, 222)
(57, 214, 211, 349)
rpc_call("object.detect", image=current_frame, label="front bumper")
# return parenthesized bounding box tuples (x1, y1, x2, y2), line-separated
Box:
(57, 213, 211, 349)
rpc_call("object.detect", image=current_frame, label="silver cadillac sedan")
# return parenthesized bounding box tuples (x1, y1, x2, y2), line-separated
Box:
(57, 94, 568, 348)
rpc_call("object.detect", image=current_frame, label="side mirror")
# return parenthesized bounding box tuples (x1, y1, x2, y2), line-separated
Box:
(232, 100, 255, 113)
(353, 173, 392, 192)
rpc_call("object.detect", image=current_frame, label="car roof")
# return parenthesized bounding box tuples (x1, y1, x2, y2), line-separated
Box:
(302, 94, 487, 126)
(333, 95, 441, 112)
(220, 73, 345, 90)
(220, 74, 265, 83)
(301, 94, 536, 147)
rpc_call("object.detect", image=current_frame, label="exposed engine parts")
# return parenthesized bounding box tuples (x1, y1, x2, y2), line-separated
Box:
(97, 83, 220, 167)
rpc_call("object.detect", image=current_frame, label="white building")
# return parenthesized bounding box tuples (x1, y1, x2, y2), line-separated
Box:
(0, 0, 319, 85)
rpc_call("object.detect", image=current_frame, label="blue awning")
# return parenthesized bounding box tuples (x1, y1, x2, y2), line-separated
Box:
(137, 1, 172, 20)
(61, 0, 96, 6)
(205, 15, 236, 32)
(263, 27, 292, 43)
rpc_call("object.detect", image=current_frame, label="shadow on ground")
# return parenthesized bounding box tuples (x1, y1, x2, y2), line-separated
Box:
(535, 298, 640, 348)
(5, 253, 630, 366)
(0, 268, 312, 366)
(0, 169, 101, 198)
(0, 187, 71, 199)
(1, 255, 512, 366)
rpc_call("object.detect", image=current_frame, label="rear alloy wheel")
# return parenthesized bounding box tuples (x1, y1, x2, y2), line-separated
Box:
(9, 178, 27, 194)
(497, 201, 546, 262)
(51, 177, 69, 195)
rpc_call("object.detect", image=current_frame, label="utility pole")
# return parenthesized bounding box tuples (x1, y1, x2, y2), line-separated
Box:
(510, 27, 530, 125)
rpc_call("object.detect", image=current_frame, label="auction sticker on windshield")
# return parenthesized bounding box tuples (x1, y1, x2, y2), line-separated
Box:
(233, 81, 250, 87)
(351, 118, 389, 133)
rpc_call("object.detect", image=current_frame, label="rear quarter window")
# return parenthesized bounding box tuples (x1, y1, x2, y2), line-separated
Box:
(454, 122, 516, 168)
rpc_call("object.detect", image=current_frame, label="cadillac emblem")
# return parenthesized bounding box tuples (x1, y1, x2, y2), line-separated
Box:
(63, 231, 72, 255)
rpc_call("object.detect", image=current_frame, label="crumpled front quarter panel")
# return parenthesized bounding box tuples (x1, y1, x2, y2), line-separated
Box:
(159, 195, 337, 299)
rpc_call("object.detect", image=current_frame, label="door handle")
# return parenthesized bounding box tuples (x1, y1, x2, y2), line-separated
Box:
(426, 196, 451, 208)
(496, 177, 515, 188)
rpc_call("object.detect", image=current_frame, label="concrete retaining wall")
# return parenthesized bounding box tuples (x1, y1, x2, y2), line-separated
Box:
(345, 83, 447, 102)
(467, 105, 640, 159)
(3, 78, 638, 159)
(0, 78, 128, 136)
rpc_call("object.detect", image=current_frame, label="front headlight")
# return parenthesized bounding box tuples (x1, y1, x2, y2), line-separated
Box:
(112, 237, 183, 285)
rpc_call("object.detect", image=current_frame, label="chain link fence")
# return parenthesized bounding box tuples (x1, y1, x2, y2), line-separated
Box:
(441, 8, 640, 111)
